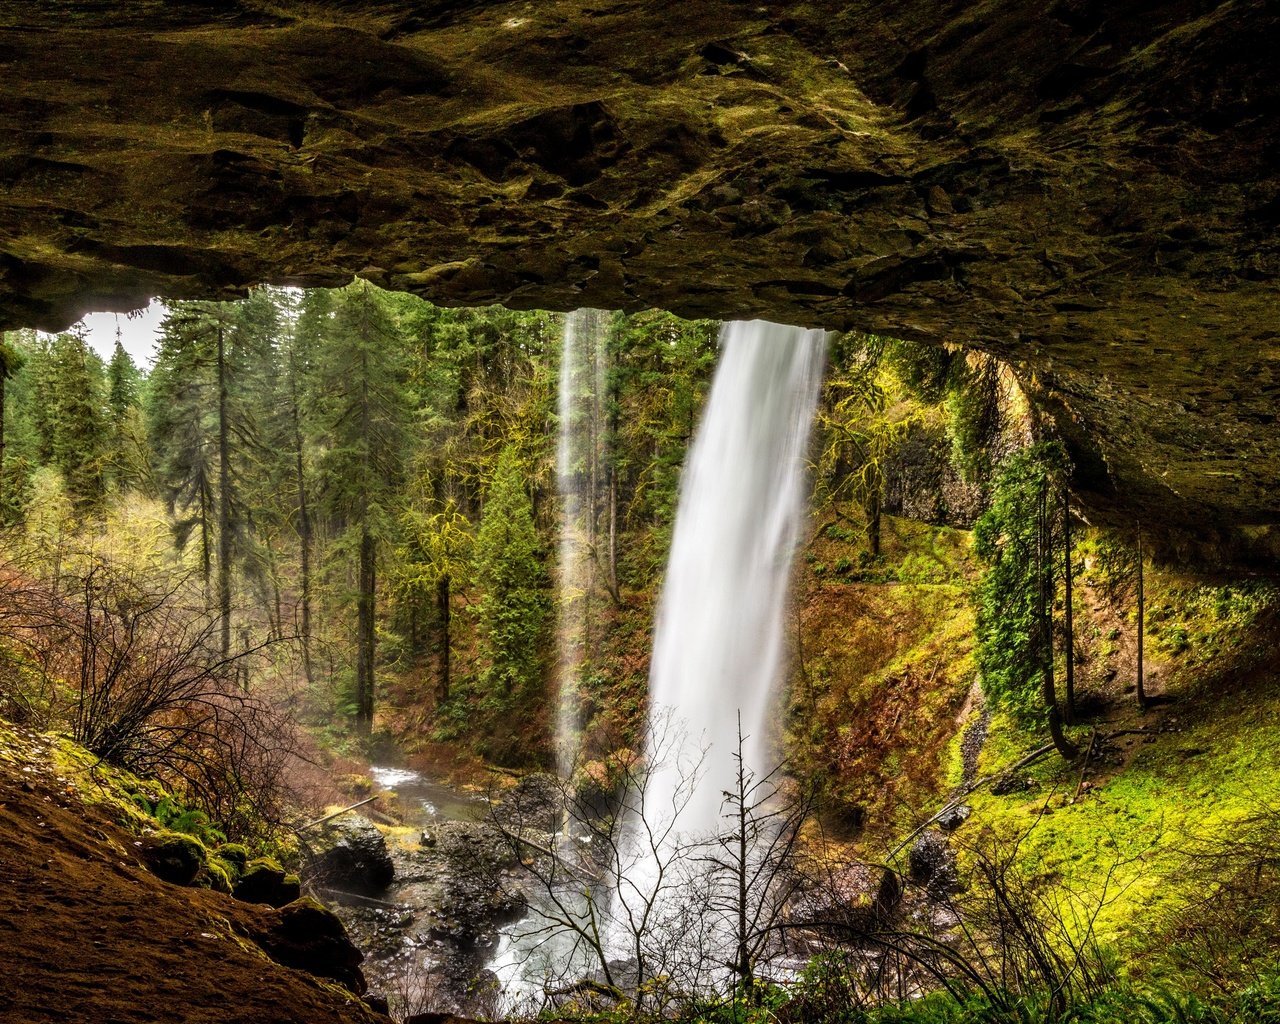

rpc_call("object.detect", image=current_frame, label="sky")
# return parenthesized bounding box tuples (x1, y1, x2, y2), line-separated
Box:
(62, 299, 169, 369)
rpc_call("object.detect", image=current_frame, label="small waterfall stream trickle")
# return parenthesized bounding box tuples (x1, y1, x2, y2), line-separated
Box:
(555, 308, 611, 777)
(613, 318, 827, 944)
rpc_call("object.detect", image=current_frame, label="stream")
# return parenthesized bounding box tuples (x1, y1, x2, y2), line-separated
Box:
(324, 765, 578, 1018)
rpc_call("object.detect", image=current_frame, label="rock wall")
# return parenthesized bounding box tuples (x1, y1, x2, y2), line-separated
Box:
(0, 2, 1277, 550)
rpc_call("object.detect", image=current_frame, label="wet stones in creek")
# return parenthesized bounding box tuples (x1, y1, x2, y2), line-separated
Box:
(329, 818, 525, 1019)
(310, 815, 396, 893)
(493, 773, 562, 833)
(908, 829, 959, 899)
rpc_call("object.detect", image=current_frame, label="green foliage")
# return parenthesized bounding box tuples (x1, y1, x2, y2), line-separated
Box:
(776, 968, 1280, 1024)
(607, 309, 718, 584)
(972, 441, 1067, 722)
(1146, 579, 1278, 670)
(472, 444, 549, 701)
(40, 331, 108, 509)
(886, 337, 963, 404)
(134, 793, 228, 845)
(945, 356, 1004, 483)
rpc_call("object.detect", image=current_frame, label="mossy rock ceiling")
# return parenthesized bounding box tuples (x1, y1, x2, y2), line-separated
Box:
(0, 2, 1277, 551)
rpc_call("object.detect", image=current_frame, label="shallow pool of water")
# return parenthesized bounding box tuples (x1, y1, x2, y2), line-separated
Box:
(369, 765, 487, 826)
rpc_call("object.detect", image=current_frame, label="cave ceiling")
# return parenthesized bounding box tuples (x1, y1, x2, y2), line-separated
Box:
(0, 1, 1278, 553)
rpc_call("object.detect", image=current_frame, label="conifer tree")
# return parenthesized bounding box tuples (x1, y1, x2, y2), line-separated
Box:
(107, 339, 141, 423)
(147, 297, 274, 655)
(473, 444, 549, 700)
(0, 334, 26, 511)
(46, 331, 107, 510)
(104, 339, 153, 493)
(312, 282, 413, 733)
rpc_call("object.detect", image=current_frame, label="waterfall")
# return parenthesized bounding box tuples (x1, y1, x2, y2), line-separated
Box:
(555, 308, 611, 778)
(613, 318, 827, 941)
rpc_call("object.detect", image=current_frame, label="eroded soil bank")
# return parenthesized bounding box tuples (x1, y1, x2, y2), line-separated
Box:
(0, 725, 387, 1024)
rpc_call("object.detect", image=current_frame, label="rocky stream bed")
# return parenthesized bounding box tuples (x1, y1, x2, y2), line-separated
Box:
(313, 767, 542, 1019)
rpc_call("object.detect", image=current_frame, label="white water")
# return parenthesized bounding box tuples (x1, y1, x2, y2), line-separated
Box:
(644, 318, 826, 836)
(555, 308, 611, 777)
(612, 318, 827, 944)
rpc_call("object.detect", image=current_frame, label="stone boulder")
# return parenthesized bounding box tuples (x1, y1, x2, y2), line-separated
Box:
(498, 773, 562, 832)
(139, 830, 206, 885)
(429, 821, 523, 941)
(908, 829, 959, 897)
(312, 816, 395, 892)
(233, 856, 302, 908)
(936, 803, 972, 832)
(243, 896, 368, 995)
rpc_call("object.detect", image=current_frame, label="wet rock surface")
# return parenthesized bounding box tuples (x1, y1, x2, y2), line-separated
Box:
(311, 816, 396, 893)
(908, 829, 959, 898)
(325, 803, 525, 1018)
(0, 3, 1277, 551)
(234, 856, 303, 908)
(139, 829, 206, 885)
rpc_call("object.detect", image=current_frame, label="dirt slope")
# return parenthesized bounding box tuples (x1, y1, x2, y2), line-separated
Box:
(0, 726, 387, 1024)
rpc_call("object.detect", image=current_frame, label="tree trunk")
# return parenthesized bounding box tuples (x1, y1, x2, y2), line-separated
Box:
(1040, 481, 1076, 760)
(0, 372, 7, 509)
(737, 754, 751, 998)
(290, 363, 314, 686)
(866, 484, 882, 558)
(199, 480, 212, 602)
(1137, 529, 1147, 711)
(356, 526, 376, 733)
(216, 324, 232, 660)
(437, 573, 451, 701)
(355, 350, 375, 734)
(1062, 488, 1075, 725)
(604, 360, 621, 605)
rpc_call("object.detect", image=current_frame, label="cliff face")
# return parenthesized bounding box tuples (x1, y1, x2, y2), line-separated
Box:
(0, 2, 1277, 552)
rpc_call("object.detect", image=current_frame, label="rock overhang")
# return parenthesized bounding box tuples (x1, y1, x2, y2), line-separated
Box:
(0, 1, 1277, 557)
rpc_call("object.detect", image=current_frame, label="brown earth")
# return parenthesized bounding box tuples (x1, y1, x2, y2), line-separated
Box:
(0, 727, 388, 1024)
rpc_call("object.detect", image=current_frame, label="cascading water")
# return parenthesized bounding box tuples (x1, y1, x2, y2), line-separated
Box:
(612, 319, 827, 945)
(644, 318, 826, 838)
(497, 317, 825, 1008)
(555, 308, 611, 778)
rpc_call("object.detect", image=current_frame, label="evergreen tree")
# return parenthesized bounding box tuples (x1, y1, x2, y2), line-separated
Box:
(279, 288, 325, 680)
(0, 334, 26, 513)
(107, 339, 141, 423)
(312, 282, 413, 733)
(46, 331, 107, 510)
(393, 480, 472, 701)
(147, 297, 275, 654)
(104, 340, 152, 493)
(473, 444, 549, 700)
(973, 441, 1075, 758)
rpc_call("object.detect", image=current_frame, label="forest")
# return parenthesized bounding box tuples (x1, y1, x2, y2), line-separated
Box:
(2, 284, 1279, 1024)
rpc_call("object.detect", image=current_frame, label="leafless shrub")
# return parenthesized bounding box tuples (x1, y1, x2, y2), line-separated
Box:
(488, 712, 817, 1019)
(1, 548, 300, 840)
(785, 811, 1128, 1016)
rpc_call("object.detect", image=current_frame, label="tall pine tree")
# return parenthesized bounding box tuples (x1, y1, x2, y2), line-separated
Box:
(312, 282, 413, 733)
(473, 444, 548, 701)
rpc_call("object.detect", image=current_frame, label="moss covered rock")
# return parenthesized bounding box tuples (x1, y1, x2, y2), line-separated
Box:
(200, 859, 234, 894)
(140, 830, 207, 886)
(242, 896, 367, 995)
(214, 843, 250, 878)
(233, 857, 302, 908)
